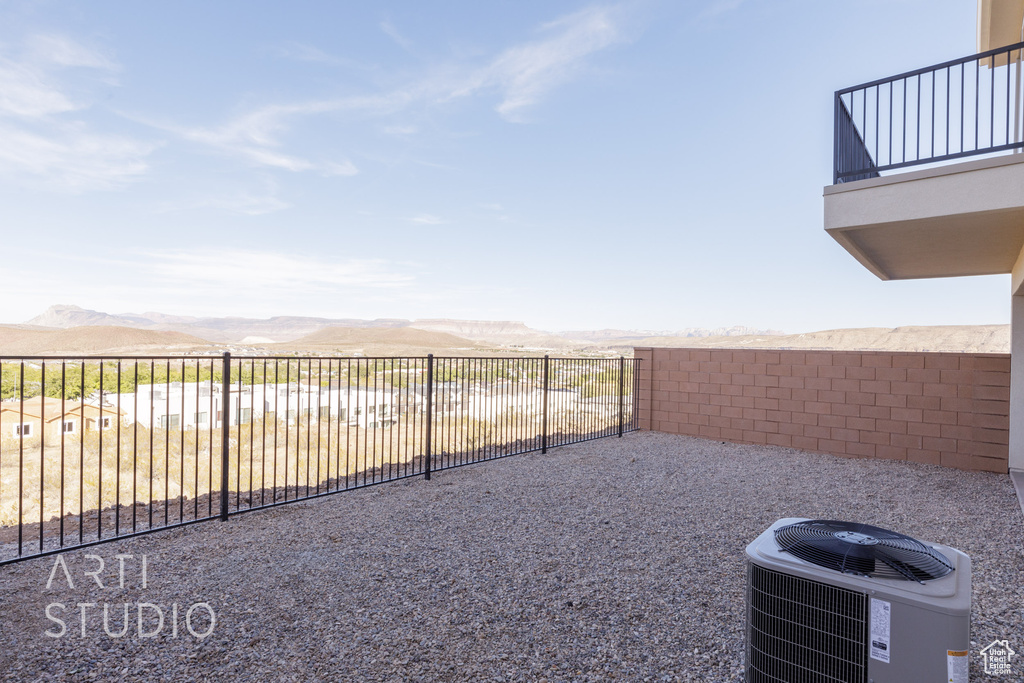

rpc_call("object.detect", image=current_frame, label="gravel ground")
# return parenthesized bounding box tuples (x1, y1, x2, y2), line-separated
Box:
(1, 431, 1021, 682)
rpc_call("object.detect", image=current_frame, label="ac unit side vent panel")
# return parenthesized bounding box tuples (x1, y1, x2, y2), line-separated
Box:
(747, 564, 868, 683)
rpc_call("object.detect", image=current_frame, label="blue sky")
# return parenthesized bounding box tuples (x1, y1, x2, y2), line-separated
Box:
(0, 0, 1008, 333)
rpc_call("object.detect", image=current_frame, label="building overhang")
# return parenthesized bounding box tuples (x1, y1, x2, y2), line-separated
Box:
(978, 0, 1024, 54)
(823, 154, 1024, 280)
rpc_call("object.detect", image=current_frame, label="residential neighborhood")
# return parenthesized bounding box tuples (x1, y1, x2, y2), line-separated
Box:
(0, 372, 612, 450)
(0, 395, 122, 444)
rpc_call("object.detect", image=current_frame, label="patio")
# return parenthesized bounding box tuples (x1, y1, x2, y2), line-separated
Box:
(1, 431, 1021, 682)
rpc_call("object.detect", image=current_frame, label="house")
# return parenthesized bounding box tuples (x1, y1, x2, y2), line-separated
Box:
(0, 396, 123, 444)
(823, 0, 1024, 480)
(114, 380, 399, 431)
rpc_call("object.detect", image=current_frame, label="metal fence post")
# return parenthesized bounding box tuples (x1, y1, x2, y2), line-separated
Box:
(424, 354, 433, 480)
(542, 355, 549, 454)
(618, 356, 625, 438)
(220, 351, 231, 522)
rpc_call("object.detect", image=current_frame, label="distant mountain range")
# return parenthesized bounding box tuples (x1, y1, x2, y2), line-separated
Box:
(2, 306, 1008, 355)
(22, 305, 785, 346)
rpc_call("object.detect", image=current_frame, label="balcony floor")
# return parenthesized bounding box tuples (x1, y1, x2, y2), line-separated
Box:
(825, 154, 1024, 280)
(0, 431, 1020, 681)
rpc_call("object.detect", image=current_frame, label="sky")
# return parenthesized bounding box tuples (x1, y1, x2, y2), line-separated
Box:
(0, 0, 1009, 334)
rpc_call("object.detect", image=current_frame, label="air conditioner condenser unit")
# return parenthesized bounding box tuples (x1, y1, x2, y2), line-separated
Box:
(745, 518, 971, 683)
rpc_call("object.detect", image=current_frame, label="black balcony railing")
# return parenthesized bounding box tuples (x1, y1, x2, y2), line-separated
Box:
(0, 353, 640, 565)
(834, 41, 1024, 183)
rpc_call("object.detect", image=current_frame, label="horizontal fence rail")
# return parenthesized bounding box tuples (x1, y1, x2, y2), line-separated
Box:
(0, 353, 639, 565)
(835, 40, 1024, 183)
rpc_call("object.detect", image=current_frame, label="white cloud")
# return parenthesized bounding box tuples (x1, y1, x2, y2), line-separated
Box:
(154, 100, 363, 175)
(0, 59, 78, 117)
(699, 0, 745, 19)
(478, 202, 511, 222)
(145, 250, 415, 294)
(411, 214, 446, 225)
(159, 4, 630, 174)
(323, 160, 359, 176)
(480, 6, 623, 120)
(26, 34, 117, 70)
(1, 248, 421, 320)
(0, 34, 153, 191)
(380, 20, 415, 53)
(160, 187, 291, 216)
(382, 124, 418, 135)
(274, 42, 342, 65)
(0, 120, 153, 191)
(206, 194, 291, 215)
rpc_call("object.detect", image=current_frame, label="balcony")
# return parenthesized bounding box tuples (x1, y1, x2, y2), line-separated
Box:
(824, 41, 1024, 281)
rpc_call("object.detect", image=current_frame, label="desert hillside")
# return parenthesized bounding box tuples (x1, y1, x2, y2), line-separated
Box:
(26, 304, 409, 342)
(1, 309, 1012, 356)
(20, 305, 784, 350)
(408, 319, 578, 348)
(0, 325, 215, 355)
(276, 326, 483, 355)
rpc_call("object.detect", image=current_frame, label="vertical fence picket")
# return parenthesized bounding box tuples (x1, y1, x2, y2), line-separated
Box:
(424, 354, 434, 480)
(220, 352, 231, 522)
(542, 355, 549, 454)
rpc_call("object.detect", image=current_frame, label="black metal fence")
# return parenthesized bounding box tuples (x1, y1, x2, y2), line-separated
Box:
(835, 41, 1024, 183)
(0, 354, 639, 565)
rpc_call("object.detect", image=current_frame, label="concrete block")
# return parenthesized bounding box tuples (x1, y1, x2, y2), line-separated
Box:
(875, 367, 908, 381)
(907, 422, 941, 438)
(846, 441, 876, 457)
(891, 433, 923, 449)
(907, 395, 942, 410)
(907, 368, 941, 383)
(792, 435, 819, 450)
(876, 444, 908, 460)
(890, 381, 924, 396)
(922, 354, 959, 370)
(862, 354, 893, 368)
(817, 365, 846, 379)
(890, 407, 924, 422)
(906, 449, 941, 465)
(817, 439, 847, 454)
(820, 414, 847, 429)
(876, 419, 908, 434)
(803, 424, 831, 439)
(892, 354, 925, 369)
(846, 366, 876, 380)
(831, 427, 860, 442)
(859, 379, 892, 394)
(805, 402, 832, 415)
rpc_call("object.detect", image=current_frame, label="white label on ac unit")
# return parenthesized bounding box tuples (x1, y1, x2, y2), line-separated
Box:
(869, 598, 891, 663)
(947, 650, 968, 683)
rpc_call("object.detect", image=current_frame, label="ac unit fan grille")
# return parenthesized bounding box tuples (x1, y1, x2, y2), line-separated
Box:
(773, 520, 953, 582)
(747, 564, 868, 683)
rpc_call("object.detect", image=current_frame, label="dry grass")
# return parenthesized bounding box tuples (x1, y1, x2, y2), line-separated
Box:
(0, 406, 626, 531)
(0, 419, 415, 528)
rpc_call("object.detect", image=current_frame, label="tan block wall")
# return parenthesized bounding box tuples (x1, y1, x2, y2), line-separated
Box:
(634, 348, 1009, 473)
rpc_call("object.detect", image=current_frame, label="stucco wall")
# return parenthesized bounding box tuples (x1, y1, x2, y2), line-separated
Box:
(634, 348, 1009, 473)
